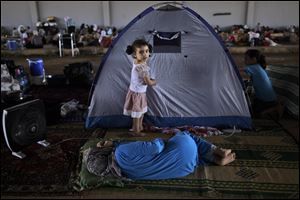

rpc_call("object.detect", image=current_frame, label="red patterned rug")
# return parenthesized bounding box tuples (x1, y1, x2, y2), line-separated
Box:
(1, 122, 106, 195)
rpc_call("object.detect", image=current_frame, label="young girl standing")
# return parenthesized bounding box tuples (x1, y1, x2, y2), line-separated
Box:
(123, 39, 156, 136)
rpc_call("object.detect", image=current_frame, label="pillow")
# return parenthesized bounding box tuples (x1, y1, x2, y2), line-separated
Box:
(72, 138, 125, 191)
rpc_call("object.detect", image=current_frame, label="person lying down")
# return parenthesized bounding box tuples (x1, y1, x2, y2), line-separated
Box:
(84, 131, 236, 180)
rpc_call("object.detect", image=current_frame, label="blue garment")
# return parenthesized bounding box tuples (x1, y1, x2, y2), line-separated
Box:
(114, 131, 214, 180)
(244, 64, 277, 102)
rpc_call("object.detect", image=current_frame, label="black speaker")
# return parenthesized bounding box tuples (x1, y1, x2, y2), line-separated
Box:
(2, 99, 48, 158)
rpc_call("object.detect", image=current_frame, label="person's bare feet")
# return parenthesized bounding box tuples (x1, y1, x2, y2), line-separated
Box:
(214, 152, 236, 166)
(214, 147, 232, 158)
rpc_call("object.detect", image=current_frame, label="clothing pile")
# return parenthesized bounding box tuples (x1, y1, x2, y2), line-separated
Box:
(144, 124, 224, 137)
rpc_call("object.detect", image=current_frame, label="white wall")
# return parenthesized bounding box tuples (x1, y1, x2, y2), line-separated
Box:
(254, 1, 299, 28)
(1, 1, 34, 29)
(185, 1, 247, 27)
(38, 1, 104, 29)
(1, 1, 299, 30)
(110, 1, 165, 29)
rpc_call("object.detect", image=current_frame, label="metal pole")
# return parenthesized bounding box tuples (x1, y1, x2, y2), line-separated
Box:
(58, 33, 62, 57)
(71, 33, 74, 57)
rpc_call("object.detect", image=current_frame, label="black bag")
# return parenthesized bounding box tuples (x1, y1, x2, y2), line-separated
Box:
(46, 74, 67, 87)
(63, 62, 94, 86)
(62, 33, 75, 49)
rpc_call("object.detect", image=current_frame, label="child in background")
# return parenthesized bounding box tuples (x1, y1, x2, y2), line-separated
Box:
(243, 49, 278, 117)
(123, 39, 156, 136)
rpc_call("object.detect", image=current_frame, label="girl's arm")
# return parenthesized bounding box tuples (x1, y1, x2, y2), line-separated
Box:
(143, 75, 156, 86)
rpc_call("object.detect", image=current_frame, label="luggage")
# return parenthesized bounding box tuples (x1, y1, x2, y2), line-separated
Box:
(63, 62, 94, 86)
(62, 33, 76, 49)
(46, 74, 67, 87)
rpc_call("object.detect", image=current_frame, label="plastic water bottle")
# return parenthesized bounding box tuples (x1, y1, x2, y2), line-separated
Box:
(19, 77, 25, 90)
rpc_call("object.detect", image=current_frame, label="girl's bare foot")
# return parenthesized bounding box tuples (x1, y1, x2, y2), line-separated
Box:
(129, 126, 144, 132)
(214, 147, 232, 158)
(130, 126, 140, 132)
(128, 132, 146, 137)
(215, 152, 236, 166)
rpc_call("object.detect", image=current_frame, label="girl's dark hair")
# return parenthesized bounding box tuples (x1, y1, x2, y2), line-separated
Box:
(126, 39, 152, 55)
(245, 49, 267, 69)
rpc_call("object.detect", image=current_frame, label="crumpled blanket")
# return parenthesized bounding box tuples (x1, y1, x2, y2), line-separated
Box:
(143, 124, 224, 138)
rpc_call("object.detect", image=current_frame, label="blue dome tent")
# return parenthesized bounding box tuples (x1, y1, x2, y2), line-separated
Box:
(85, 2, 252, 129)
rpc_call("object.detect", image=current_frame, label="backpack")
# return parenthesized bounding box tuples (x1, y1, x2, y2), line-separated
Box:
(63, 62, 94, 86)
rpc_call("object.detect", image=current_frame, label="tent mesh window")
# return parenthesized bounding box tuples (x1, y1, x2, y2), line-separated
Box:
(153, 32, 181, 53)
(156, 4, 182, 11)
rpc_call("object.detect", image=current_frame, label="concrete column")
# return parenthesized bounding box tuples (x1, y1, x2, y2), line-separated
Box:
(246, 1, 255, 28)
(102, 1, 111, 26)
(28, 1, 39, 28)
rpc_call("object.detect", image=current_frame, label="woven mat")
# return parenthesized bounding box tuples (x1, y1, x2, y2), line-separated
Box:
(96, 119, 299, 199)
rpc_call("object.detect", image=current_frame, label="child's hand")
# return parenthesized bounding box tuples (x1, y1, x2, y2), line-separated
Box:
(143, 76, 156, 86)
(150, 78, 157, 86)
(96, 140, 113, 148)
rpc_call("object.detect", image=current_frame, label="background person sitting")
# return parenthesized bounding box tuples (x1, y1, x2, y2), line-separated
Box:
(12, 27, 19, 37)
(248, 29, 260, 46)
(18, 25, 29, 47)
(29, 30, 44, 48)
(99, 27, 118, 48)
(241, 49, 279, 118)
